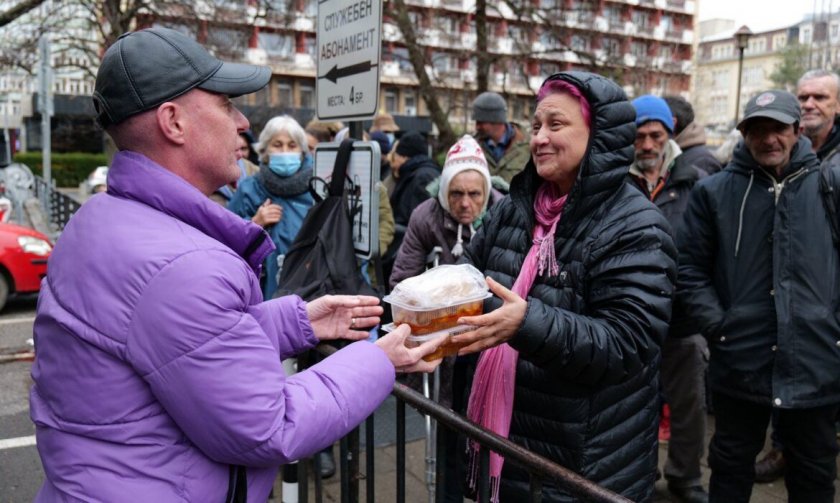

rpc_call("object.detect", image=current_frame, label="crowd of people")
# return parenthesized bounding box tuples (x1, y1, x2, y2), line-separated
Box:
(28, 26, 840, 503)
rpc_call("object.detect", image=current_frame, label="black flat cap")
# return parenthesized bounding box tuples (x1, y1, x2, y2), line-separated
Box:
(92, 27, 271, 127)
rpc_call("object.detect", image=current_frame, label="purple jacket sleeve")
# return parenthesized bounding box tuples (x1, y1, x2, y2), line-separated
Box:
(127, 249, 395, 467)
(247, 296, 318, 360)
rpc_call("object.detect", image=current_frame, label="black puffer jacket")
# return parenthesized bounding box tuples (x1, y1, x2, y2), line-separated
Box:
(463, 72, 676, 502)
(678, 137, 840, 408)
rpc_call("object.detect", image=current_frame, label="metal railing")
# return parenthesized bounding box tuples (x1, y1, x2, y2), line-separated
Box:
(33, 175, 81, 231)
(294, 343, 632, 503)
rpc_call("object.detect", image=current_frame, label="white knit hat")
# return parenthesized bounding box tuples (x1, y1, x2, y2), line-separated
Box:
(439, 135, 492, 257)
(438, 134, 492, 214)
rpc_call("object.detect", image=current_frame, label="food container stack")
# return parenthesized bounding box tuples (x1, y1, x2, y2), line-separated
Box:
(384, 264, 490, 360)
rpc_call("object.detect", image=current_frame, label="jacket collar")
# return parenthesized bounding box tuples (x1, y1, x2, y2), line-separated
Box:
(817, 116, 840, 161)
(106, 151, 274, 274)
(729, 136, 819, 180)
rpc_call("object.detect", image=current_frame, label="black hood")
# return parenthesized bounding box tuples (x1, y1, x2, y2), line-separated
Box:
(817, 115, 840, 161)
(729, 135, 817, 179)
(509, 71, 636, 228)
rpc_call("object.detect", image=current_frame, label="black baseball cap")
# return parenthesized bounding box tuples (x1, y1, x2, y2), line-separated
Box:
(737, 90, 801, 131)
(92, 27, 271, 127)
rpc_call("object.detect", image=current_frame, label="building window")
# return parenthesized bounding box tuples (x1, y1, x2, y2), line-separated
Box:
(571, 35, 589, 52)
(299, 85, 314, 109)
(259, 32, 294, 57)
(405, 92, 417, 116)
(712, 69, 730, 88)
(385, 89, 398, 113)
(603, 38, 621, 57)
(277, 81, 293, 106)
(802, 27, 812, 43)
(631, 10, 649, 30)
(631, 41, 647, 58)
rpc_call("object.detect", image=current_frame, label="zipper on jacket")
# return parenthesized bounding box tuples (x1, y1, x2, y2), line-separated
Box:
(756, 167, 808, 205)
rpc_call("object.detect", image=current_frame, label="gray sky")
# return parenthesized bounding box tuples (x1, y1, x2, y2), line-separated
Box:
(698, 0, 820, 32)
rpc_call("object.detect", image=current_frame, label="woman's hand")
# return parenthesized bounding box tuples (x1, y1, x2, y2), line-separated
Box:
(252, 199, 283, 227)
(375, 324, 446, 373)
(306, 295, 383, 341)
(451, 276, 527, 355)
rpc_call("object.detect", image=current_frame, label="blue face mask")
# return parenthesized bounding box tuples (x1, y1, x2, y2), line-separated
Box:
(385, 133, 396, 145)
(267, 153, 302, 177)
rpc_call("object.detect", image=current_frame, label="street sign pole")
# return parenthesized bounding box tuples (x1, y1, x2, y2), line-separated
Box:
(38, 35, 52, 220)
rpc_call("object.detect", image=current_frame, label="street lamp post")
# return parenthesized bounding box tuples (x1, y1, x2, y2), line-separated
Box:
(734, 25, 753, 126)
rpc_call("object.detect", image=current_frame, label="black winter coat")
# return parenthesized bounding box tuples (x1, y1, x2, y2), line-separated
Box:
(389, 155, 440, 227)
(463, 72, 677, 502)
(677, 137, 840, 408)
(627, 152, 706, 338)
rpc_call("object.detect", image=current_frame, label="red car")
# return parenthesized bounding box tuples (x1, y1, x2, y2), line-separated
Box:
(0, 222, 51, 311)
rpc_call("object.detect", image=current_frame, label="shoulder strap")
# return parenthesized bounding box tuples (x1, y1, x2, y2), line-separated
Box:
(330, 139, 354, 197)
(819, 154, 840, 249)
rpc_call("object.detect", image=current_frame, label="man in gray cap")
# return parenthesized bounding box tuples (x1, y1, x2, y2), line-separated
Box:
(677, 89, 840, 502)
(471, 91, 529, 185)
(30, 27, 441, 502)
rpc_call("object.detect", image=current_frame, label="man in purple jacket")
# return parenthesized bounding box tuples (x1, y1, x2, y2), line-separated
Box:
(29, 27, 442, 502)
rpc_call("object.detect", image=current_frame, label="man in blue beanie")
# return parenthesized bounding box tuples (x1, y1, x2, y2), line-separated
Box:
(471, 91, 529, 185)
(628, 94, 710, 503)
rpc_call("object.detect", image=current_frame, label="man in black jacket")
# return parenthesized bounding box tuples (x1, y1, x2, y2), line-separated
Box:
(664, 95, 722, 174)
(678, 90, 840, 503)
(630, 95, 708, 503)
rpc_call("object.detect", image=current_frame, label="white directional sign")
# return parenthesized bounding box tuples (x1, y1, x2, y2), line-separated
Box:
(316, 0, 381, 121)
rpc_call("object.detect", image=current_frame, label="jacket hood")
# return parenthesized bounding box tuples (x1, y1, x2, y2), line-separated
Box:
(729, 135, 817, 179)
(509, 71, 636, 224)
(674, 120, 707, 149)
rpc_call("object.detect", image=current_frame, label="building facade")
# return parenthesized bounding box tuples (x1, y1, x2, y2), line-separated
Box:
(694, 21, 791, 133)
(1, 0, 697, 151)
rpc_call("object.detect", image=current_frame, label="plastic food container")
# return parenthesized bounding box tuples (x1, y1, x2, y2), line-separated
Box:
(384, 264, 489, 335)
(385, 293, 490, 335)
(383, 323, 476, 361)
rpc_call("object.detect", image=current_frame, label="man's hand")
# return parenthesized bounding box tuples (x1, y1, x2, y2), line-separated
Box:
(375, 324, 446, 373)
(252, 198, 283, 227)
(306, 295, 383, 341)
(451, 276, 527, 355)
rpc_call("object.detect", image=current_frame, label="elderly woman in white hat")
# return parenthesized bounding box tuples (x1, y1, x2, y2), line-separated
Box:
(389, 134, 500, 290)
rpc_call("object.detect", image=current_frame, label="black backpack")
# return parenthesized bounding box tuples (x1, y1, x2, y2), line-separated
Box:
(275, 139, 377, 301)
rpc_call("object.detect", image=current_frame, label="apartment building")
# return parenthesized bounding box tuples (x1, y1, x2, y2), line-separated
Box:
(1, 0, 696, 149)
(694, 21, 791, 133)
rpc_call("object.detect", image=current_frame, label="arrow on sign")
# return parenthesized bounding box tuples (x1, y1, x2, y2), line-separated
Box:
(319, 61, 378, 83)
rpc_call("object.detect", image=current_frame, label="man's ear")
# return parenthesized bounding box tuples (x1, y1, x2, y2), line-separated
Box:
(155, 102, 187, 145)
(672, 116, 678, 132)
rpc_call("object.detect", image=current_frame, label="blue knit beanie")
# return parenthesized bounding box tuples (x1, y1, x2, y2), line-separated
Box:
(632, 95, 674, 134)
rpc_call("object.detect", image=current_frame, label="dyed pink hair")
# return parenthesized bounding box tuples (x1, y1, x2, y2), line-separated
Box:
(536, 79, 592, 128)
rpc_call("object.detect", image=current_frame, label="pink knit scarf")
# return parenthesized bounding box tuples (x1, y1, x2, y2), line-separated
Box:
(466, 182, 568, 502)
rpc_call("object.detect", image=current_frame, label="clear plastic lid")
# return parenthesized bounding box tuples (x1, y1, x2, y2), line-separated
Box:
(384, 264, 489, 309)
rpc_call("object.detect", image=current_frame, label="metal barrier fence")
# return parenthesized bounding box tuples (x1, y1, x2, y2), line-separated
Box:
(295, 343, 632, 503)
(33, 175, 81, 231)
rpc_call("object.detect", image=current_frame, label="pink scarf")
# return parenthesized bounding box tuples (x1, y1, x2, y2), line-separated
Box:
(466, 182, 568, 502)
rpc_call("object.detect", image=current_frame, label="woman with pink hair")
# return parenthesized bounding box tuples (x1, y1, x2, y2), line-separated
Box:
(452, 72, 677, 501)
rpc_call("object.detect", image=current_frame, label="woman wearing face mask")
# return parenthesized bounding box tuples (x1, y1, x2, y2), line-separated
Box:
(228, 116, 314, 299)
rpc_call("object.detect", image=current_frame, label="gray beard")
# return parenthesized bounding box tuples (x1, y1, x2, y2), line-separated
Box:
(636, 157, 660, 173)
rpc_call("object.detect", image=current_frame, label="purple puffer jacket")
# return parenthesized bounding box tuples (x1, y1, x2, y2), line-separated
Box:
(30, 151, 395, 502)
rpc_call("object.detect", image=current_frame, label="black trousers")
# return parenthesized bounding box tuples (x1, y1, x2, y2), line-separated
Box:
(708, 392, 839, 503)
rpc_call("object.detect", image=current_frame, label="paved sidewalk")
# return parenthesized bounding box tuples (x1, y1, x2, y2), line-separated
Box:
(276, 411, 840, 502)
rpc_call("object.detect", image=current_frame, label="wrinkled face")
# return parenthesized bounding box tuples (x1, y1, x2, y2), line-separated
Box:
(742, 118, 799, 173)
(634, 121, 669, 173)
(180, 89, 249, 192)
(447, 170, 487, 224)
(475, 121, 507, 143)
(530, 92, 590, 194)
(797, 76, 840, 138)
